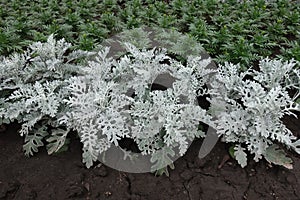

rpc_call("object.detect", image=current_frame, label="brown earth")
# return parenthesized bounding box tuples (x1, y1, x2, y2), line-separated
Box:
(0, 118, 300, 200)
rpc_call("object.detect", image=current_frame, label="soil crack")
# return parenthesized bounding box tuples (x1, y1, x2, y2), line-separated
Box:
(194, 169, 215, 177)
(243, 181, 252, 199)
(124, 174, 132, 196)
(183, 183, 192, 200)
(182, 171, 197, 200)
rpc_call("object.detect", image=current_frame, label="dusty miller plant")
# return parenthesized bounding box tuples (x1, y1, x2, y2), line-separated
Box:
(61, 43, 214, 169)
(2, 33, 300, 172)
(208, 58, 300, 168)
(0, 34, 94, 156)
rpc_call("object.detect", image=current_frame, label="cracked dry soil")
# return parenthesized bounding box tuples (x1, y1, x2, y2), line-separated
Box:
(0, 117, 300, 200)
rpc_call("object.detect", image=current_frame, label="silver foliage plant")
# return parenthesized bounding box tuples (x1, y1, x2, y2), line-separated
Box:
(0, 34, 94, 156)
(1, 34, 300, 170)
(61, 43, 213, 168)
(208, 58, 300, 168)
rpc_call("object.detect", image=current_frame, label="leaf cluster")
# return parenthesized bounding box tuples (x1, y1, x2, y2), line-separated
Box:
(208, 58, 300, 167)
(0, 0, 299, 70)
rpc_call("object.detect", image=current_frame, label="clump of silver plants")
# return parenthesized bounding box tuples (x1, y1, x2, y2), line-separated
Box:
(208, 58, 300, 168)
(0, 33, 299, 172)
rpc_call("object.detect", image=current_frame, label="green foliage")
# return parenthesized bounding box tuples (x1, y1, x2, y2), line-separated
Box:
(0, 0, 299, 70)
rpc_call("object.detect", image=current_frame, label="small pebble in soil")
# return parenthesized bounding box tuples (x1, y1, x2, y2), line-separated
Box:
(104, 191, 112, 197)
(249, 168, 256, 177)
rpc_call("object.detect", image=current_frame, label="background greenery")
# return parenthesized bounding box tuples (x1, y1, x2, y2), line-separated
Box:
(0, 0, 299, 69)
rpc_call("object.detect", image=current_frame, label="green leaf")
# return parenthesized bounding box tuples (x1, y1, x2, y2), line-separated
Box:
(229, 145, 235, 159)
(263, 144, 293, 169)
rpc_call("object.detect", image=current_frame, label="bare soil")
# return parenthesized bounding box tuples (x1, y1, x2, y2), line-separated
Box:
(0, 117, 300, 200)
